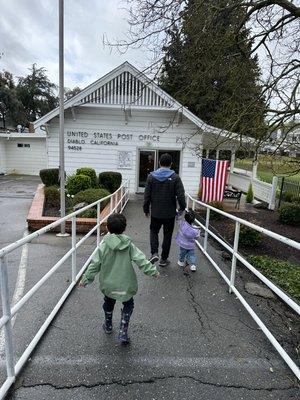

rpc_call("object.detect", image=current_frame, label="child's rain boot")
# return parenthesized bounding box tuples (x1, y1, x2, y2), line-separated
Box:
(103, 311, 113, 334)
(118, 309, 132, 344)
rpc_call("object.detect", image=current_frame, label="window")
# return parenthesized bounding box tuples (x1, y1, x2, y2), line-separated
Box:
(17, 143, 23, 147)
(17, 143, 30, 148)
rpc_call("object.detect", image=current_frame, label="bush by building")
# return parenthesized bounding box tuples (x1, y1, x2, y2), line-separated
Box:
(98, 171, 122, 193)
(44, 186, 60, 208)
(66, 174, 91, 195)
(72, 188, 110, 210)
(79, 209, 98, 218)
(76, 167, 97, 188)
(39, 168, 59, 187)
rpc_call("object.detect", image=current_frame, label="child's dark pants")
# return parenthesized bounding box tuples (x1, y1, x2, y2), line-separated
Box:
(103, 295, 134, 314)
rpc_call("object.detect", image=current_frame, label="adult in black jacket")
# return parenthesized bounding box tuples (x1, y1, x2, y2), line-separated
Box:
(143, 153, 186, 266)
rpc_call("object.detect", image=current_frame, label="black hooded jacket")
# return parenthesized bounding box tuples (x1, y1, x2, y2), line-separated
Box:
(143, 168, 186, 219)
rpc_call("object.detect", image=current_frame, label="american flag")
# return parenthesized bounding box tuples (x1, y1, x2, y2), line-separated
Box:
(201, 159, 228, 203)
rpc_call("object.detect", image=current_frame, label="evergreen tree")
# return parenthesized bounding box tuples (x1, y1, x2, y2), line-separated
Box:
(16, 64, 58, 122)
(160, 0, 267, 138)
(0, 71, 25, 128)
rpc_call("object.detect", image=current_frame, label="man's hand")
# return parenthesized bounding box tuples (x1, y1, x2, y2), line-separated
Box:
(78, 281, 86, 287)
(145, 213, 150, 218)
(155, 272, 160, 278)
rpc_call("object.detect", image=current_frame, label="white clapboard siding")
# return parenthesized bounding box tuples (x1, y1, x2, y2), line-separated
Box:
(47, 107, 201, 194)
(5, 139, 47, 175)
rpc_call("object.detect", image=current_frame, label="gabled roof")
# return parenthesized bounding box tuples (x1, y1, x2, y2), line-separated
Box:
(34, 61, 250, 147)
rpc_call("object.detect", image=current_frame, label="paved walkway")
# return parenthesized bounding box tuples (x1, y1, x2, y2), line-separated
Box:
(7, 197, 299, 399)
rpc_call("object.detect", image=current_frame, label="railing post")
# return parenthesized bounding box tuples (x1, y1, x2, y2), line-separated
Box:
(71, 217, 76, 282)
(97, 202, 101, 246)
(0, 256, 15, 378)
(186, 194, 189, 209)
(120, 186, 123, 212)
(192, 199, 195, 211)
(203, 208, 210, 252)
(229, 221, 240, 293)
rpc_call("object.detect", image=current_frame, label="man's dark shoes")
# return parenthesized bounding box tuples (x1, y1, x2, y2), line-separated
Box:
(159, 259, 170, 267)
(149, 253, 159, 264)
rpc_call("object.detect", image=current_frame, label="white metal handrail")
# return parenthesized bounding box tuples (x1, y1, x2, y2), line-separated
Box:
(0, 180, 130, 398)
(186, 193, 300, 380)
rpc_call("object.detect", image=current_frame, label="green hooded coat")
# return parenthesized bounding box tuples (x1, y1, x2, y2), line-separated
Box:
(80, 234, 158, 301)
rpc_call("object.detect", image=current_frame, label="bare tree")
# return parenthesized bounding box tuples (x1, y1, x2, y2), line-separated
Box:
(108, 0, 300, 166)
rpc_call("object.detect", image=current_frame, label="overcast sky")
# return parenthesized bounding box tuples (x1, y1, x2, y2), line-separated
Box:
(0, 0, 147, 90)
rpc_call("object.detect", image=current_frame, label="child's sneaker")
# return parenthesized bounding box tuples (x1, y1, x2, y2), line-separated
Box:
(177, 260, 185, 267)
(190, 265, 197, 272)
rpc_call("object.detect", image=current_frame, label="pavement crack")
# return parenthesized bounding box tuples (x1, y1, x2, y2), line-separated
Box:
(18, 375, 299, 392)
(185, 275, 205, 331)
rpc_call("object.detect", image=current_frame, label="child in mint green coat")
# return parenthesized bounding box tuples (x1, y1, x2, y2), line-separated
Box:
(79, 213, 159, 344)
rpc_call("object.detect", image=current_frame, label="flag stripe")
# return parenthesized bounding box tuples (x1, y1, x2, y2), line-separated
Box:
(201, 159, 228, 203)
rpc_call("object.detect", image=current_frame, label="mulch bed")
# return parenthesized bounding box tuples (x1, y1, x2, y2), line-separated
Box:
(197, 207, 300, 265)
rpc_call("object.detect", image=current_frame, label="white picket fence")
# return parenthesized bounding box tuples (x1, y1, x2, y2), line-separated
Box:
(228, 171, 277, 210)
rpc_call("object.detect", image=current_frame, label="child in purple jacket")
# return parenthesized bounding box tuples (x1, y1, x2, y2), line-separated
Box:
(176, 209, 200, 273)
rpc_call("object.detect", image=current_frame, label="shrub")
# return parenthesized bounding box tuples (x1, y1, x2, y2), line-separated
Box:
(76, 167, 97, 188)
(44, 186, 60, 208)
(278, 203, 300, 226)
(39, 168, 59, 187)
(246, 183, 254, 203)
(239, 225, 262, 247)
(79, 209, 97, 218)
(66, 174, 91, 195)
(73, 188, 110, 210)
(98, 171, 122, 193)
(209, 201, 225, 220)
(249, 255, 300, 301)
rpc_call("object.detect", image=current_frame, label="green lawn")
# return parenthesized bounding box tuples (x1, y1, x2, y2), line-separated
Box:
(235, 156, 300, 184)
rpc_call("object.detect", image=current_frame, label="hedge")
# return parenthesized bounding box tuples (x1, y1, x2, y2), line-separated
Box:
(40, 168, 59, 187)
(98, 171, 122, 193)
(66, 174, 91, 195)
(72, 188, 110, 211)
(76, 167, 97, 188)
(79, 209, 98, 218)
(278, 203, 300, 226)
(44, 186, 60, 208)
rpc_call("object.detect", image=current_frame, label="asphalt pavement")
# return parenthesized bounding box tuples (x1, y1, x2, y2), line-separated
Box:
(2, 194, 298, 399)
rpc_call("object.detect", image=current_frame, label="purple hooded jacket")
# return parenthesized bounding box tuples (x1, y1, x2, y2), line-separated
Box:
(176, 220, 200, 250)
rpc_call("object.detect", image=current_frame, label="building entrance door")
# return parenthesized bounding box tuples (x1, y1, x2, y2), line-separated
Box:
(137, 149, 181, 192)
(138, 150, 156, 190)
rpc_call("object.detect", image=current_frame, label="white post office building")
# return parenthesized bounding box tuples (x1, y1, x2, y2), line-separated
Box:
(1, 62, 241, 195)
